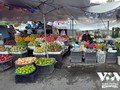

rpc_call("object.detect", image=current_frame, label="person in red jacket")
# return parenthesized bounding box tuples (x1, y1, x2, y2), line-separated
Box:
(77, 31, 81, 40)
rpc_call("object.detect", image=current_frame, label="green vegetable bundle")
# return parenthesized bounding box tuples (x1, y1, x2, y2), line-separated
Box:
(16, 40, 27, 46)
(48, 42, 62, 52)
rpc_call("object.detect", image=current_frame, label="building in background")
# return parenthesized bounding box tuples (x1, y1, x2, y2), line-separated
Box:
(107, 0, 115, 2)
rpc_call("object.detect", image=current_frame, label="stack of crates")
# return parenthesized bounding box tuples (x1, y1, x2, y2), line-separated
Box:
(106, 52, 117, 63)
(85, 52, 97, 63)
(70, 51, 82, 62)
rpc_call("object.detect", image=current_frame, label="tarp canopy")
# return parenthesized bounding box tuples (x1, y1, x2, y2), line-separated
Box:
(84, 1, 120, 13)
(0, 0, 90, 20)
(1, 0, 120, 31)
(1, 0, 120, 19)
(0, 5, 70, 21)
(1, 0, 90, 8)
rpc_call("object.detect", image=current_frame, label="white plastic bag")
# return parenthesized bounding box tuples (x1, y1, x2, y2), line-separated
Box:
(60, 30, 66, 35)
(97, 50, 106, 63)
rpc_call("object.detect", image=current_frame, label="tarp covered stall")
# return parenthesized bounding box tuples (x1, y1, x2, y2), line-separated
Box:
(1, 0, 120, 31)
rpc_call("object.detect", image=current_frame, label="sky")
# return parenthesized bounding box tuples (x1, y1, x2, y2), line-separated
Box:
(90, 0, 120, 3)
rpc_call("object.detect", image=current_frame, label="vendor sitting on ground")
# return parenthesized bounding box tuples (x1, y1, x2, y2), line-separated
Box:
(81, 31, 93, 43)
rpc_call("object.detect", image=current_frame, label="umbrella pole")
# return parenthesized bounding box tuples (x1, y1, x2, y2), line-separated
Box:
(43, 14, 48, 58)
(42, 2, 49, 58)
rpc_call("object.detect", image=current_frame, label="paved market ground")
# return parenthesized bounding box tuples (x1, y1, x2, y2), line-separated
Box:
(0, 55, 120, 90)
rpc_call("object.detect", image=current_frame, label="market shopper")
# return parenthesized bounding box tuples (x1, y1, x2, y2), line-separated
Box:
(81, 31, 93, 43)
(36, 21, 44, 34)
(8, 25, 16, 39)
(54, 27, 59, 35)
(25, 26, 32, 35)
(36, 21, 44, 29)
(77, 31, 81, 42)
(33, 21, 38, 29)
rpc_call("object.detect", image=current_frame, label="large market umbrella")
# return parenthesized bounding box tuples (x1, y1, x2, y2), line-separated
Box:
(0, 0, 90, 19)
(0, 0, 90, 57)
(0, 0, 75, 57)
(0, 7, 70, 21)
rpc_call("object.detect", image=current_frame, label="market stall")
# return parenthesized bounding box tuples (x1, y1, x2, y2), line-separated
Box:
(1, 0, 120, 84)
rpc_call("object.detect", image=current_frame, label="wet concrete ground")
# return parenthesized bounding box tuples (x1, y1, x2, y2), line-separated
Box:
(0, 55, 120, 90)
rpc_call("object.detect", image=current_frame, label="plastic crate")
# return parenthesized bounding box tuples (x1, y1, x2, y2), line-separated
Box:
(15, 69, 38, 83)
(106, 52, 117, 57)
(85, 52, 97, 58)
(84, 52, 97, 63)
(71, 51, 82, 56)
(70, 51, 82, 62)
(85, 58, 97, 63)
(106, 58, 117, 63)
(71, 56, 82, 62)
(106, 52, 117, 64)
(0, 59, 13, 71)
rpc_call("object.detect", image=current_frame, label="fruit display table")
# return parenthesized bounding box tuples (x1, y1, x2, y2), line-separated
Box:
(48, 51, 63, 61)
(47, 42, 63, 61)
(48, 48, 68, 65)
(10, 46, 28, 61)
(0, 45, 10, 54)
(0, 51, 9, 54)
(28, 46, 35, 50)
(4, 45, 13, 48)
(0, 55, 13, 71)
(35, 58, 56, 75)
(33, 52, 46, 58)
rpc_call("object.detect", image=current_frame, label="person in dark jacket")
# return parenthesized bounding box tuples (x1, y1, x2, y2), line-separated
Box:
(81, 31, 93, 43)
(8, 25, 16, 39)
(36, 21, 44, 29)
